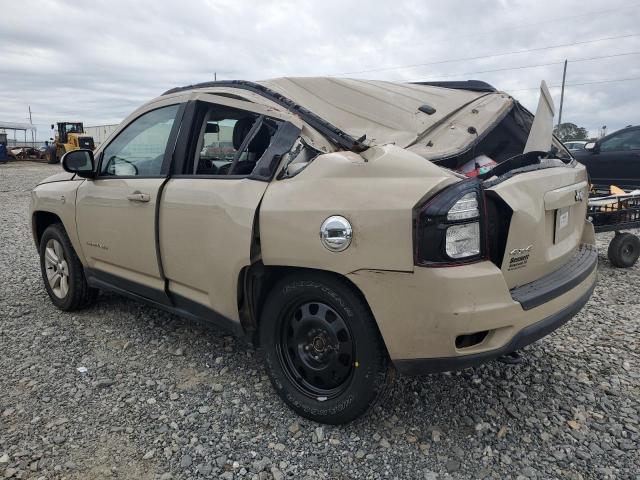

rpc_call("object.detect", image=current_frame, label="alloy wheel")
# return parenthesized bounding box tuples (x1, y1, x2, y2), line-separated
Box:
(44, 238, 69, 299)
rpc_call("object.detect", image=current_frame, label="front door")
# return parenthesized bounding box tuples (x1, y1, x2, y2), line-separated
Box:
(76, 103, 183, 304)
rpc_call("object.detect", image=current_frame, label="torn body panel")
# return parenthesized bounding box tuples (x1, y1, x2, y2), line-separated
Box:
(259, 144, 458, 274)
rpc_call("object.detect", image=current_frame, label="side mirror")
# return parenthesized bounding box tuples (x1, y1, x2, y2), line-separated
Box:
(61, 149, 95, 178)
(584, 142, 597, 152)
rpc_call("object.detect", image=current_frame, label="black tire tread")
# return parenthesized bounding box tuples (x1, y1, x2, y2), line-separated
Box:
(608, 232, 640, 268)
(259, 271, 391, 424)
(46, 147, 58, 164)
(40, 223, 96, 310)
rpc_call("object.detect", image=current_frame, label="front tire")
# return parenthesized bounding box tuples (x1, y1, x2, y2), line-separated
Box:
(39, 224, 97, 310)
(259, 272, 391, 424)
(45, 147, 58, 164)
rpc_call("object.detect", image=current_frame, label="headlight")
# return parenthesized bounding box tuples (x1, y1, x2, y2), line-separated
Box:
(446, 222, 480, 258)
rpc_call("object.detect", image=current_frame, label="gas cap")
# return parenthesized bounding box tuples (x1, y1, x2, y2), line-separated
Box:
(320, 216, 352, 252)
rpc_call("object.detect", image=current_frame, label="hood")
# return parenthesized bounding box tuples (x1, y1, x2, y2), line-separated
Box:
(257, 77, 494, 148)
(38, 171, 76, 185)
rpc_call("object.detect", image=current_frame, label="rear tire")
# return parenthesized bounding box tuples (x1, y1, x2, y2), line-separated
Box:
(259, 272, 391, 424)
(608, 232, 640, 268)
(39, 224, 97, 310)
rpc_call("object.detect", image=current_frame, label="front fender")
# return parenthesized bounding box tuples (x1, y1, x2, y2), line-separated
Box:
(31, 180, 86, 264)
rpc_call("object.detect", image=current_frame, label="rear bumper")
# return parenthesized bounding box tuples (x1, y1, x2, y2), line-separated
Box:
(394, 279, 595, 375)
(510, 244, 597, 310)
(347, 240, 598, 375)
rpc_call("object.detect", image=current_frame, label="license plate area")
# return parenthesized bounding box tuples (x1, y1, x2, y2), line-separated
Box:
(554, 206, 570, 244)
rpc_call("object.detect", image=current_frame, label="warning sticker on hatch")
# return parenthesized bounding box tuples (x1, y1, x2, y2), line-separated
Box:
(507, 245, 532, 271)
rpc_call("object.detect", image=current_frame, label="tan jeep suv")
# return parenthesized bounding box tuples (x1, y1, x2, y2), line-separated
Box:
(31, 78, 597, 424)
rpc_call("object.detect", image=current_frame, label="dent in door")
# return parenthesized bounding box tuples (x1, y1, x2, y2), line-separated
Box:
(159, 179, 269, 322)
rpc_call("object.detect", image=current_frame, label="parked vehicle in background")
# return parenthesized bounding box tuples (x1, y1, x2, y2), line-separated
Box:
(30, 77, 597, 424)
(564, 140, 587, 151)
(572, 125, 640, 190)
(7, 146, 46, 161)
(84, 124, 119, 148)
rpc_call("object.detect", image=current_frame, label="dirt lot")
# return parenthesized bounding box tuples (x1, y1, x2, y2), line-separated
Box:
(1, 161, 638, 480)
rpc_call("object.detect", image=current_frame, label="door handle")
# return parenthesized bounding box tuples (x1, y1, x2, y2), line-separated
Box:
(126, 191, 150, 202)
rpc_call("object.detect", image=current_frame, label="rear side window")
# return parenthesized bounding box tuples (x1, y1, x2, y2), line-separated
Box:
(188, 104, 281, 176)
(100, 105, 179, 177)
(194, 117, 259, 175)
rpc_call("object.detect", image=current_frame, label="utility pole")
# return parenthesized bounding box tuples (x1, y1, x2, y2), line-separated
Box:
(214, 72, 217, 81)
(28, 106, 34, 143)
(557, 59, 567, 131)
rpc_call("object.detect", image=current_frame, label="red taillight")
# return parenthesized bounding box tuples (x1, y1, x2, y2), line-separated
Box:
(414, 179, 486, 267)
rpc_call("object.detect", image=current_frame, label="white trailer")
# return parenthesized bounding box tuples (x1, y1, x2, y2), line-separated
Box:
(84, 124, 119, 147)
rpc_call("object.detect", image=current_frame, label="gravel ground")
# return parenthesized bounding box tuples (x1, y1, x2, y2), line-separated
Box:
(1, 161, 638, 480)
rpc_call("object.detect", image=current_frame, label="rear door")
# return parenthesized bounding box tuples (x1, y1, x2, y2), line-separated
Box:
(158, 94, 301, 322)
(75, 102, 184, 304)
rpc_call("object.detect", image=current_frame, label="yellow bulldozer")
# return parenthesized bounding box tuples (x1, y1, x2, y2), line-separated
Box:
(45, 122, 95, 164)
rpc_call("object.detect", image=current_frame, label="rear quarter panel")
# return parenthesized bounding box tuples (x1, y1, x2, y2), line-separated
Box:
(259, 144, 458, 273)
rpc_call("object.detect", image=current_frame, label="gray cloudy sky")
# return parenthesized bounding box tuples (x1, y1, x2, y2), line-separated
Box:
(1, 0, 639, 140)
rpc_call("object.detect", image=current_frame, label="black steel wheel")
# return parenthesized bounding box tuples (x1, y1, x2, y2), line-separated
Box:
(608, 232, 640, 268)
(278, 300, 355, 399)
(259, 272, 391, 424)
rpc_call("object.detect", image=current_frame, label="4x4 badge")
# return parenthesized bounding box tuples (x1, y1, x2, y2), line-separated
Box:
(509, 245, 533, 255)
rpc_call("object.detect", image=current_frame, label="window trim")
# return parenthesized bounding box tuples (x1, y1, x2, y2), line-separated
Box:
(95, 103, 186, 180)
(170, 174, 253, 180)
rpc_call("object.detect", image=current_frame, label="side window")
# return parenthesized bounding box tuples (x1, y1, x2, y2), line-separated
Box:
(191, 105, 281, 176)
(100, 105, 180, 177)
(600, 130, 640, 152)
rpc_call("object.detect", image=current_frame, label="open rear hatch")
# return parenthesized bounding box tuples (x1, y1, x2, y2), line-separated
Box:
(485, 165, 589, 289)
(480, 82, 590, 289)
